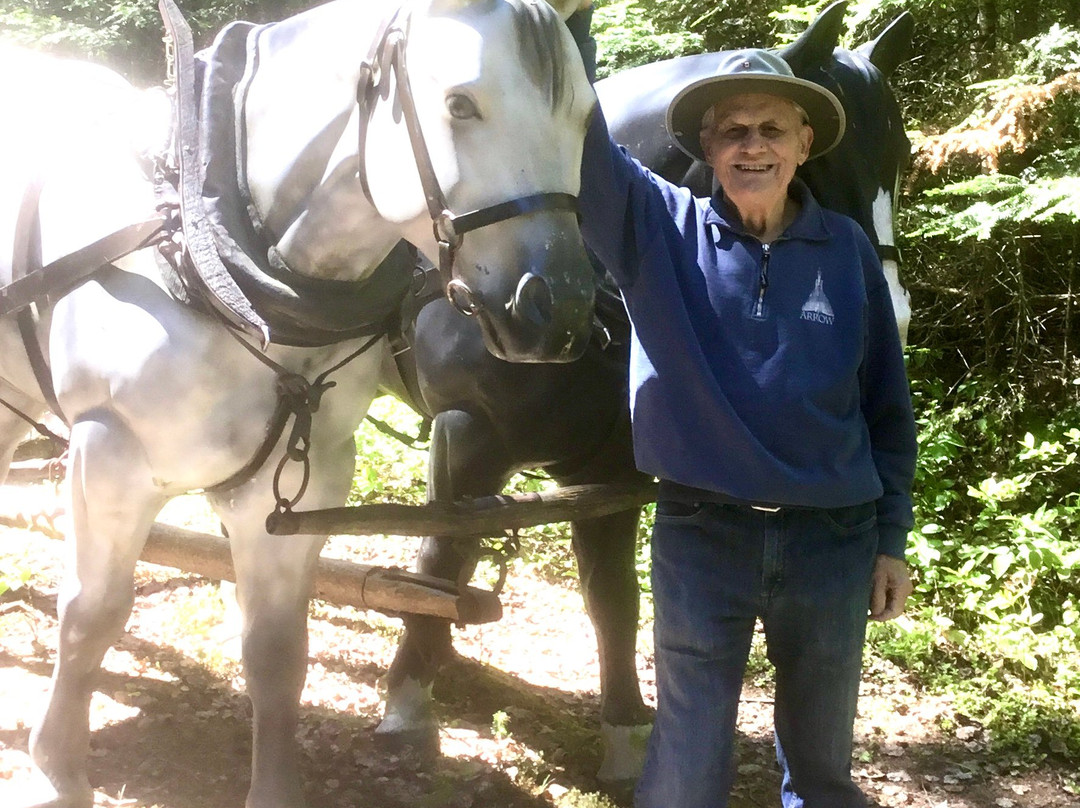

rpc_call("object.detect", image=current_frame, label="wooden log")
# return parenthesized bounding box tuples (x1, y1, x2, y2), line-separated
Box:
(0, 513, 501, 624)
(138, 524, 502, 624)
(266, 482, 659, 538)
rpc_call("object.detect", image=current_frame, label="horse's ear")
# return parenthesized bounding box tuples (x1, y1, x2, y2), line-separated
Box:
(778, 0, 847, 72)
(855, 11, 914, 78)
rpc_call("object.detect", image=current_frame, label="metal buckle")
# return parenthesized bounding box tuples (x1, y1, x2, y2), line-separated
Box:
(433, 210, 461, 248)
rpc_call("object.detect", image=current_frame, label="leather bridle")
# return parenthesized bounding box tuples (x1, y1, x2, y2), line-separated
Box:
(354, 9, 579, 317)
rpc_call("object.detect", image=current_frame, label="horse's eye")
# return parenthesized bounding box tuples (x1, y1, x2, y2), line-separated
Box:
(447, 93, 480, 120)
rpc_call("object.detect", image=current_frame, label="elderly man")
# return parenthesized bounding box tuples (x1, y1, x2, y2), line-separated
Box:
(576, 47, 917, 808)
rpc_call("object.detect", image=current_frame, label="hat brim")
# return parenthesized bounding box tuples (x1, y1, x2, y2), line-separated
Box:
(666, 73, 846, 162)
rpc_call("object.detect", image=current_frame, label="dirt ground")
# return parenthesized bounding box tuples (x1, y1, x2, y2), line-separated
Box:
(0, 483, 1077, 808)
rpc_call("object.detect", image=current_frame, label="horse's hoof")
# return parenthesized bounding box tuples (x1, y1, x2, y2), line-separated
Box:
(372, 722, 440, 760)
(596, 721, 651, 804)
(376, 676, 440, 758)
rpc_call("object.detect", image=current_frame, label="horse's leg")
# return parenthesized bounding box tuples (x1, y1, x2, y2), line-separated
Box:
(551, 410, 653, 795)
(376, 408, 510, 750)
(0, 408, 33, 483)
(208, 392, 366, 808)
(565, 505, 653, 794)
(0, 371, 49, 483)
(27, 412, 164, 808)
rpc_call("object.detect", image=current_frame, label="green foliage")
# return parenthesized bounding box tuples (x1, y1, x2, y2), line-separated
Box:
(630, 0, 785, 52)
(591, 0, 704, 78)
(1015, 24, 1080, 82)
(0, 0, 314, 84)
(875, 367, 1080, 765)
(553, 789, 618, 808)
(909, 378, 1080, 643)
(491, 709, 511, 740)
(0, 566, 32, 598)
(350, 397, 428, 506)
(910, 175, 1080, 241)
(772, 0, 909, 47)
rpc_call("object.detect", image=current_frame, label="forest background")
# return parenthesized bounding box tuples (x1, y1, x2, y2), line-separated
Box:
(1, 0, 1078, 792)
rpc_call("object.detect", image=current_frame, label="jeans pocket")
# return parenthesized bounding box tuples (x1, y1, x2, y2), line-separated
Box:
(655, 500, 706, 523)
(816, 502, 878, 536)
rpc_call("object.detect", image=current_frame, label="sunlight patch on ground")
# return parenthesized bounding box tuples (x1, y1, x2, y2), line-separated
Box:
(453, 567, 602, 694)
(301, 662, 383, 715)
(0, 668, 49, 730)
(100, 648, 179, 684)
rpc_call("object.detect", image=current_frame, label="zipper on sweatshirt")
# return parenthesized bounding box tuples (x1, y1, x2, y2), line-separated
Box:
(752, 242, 771, 319)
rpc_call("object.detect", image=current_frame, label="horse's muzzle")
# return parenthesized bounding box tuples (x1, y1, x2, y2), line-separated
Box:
(451, 214, 597, 363)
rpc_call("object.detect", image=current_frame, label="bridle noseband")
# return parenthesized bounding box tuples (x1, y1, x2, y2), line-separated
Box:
(354, 9, 579, 317)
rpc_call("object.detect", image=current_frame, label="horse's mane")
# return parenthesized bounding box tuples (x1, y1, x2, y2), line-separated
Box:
(506, 0, 571, 110)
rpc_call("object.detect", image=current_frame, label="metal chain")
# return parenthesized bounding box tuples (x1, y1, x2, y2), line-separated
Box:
(455, 532, 521, 597)
(270, 373, 335, 516)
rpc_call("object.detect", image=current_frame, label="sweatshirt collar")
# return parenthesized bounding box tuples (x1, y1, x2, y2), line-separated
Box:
(704, 177, 831, 243)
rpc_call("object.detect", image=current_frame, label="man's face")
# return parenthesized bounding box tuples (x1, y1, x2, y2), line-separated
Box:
(700, 93, 813, 214)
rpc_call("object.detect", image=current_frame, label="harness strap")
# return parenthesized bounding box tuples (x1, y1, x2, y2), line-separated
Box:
(159, 0, 270, 346)
(877, 243, 901, 264)
(5, 165, 165, 430)
(438, 192, 580, 242)
(203, 323, 386, 496)
(0, 395, 67, 449)
(202, 383, 293, 496)
(0, 219, 165, 321)
(8, 175, 65, 425)
(17, 307, 66, 426)
(355, 8, 403, 207)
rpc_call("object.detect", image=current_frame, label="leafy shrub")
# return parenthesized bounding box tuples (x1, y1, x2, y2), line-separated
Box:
(872, 367, 1080, 765)
(0, 566, 32, 598)
(592, 0, 704, 78)
(1015, 24, 1080, 82)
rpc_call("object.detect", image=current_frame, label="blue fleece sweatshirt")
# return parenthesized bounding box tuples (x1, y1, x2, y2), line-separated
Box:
(579, 112, 917, 559)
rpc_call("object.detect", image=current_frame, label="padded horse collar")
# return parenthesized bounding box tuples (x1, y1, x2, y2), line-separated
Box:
(159, 0, 415, 348)
(354, 7, 580, 317)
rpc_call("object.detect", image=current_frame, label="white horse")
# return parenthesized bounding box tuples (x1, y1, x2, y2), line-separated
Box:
(0, 0, 596, 805)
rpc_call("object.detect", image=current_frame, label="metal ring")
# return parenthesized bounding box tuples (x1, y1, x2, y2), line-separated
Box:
(433, 210, 460, 247)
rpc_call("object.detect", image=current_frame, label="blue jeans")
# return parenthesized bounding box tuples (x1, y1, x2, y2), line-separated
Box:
(634, 499, 878, 808)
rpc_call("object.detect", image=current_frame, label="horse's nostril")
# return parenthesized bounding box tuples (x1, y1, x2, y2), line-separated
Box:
(446, 278, 482, 317)
(512, 272, 553, 327)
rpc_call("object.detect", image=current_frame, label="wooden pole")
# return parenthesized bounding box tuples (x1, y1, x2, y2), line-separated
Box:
(5, 458, 63, 486)
(3, 469, 656, 620)
(0, 515, 501, 624)
(266, 482, 658, 538)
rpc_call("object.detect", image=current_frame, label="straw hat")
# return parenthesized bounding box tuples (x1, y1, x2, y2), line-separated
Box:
(666, 48, 846, 162)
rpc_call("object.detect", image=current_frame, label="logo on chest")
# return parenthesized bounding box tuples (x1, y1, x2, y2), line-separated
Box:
(800, 270, 834, 326)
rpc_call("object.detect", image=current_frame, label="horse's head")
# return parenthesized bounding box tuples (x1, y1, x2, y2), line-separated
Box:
(781, 1, 914, 343)
(241, 0, 597, 363)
